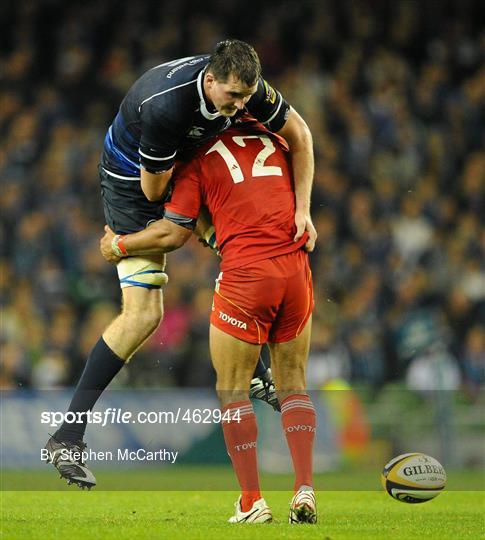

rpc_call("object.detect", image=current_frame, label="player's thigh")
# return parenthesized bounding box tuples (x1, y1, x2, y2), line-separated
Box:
(211, 265, 285, 345)
(210, 324, 261, 390)
(269, 315, 312, 393)
(269, 250, 314, 343)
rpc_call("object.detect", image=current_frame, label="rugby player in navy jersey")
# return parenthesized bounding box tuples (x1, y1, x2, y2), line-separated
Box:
(45, 40, 316, 489)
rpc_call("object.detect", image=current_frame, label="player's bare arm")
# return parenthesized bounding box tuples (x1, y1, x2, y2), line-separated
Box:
(277, 107, 317, 252)
(192, 206, 219, 253)
(140, 167, 174, 202)
(194, 206, 213, 238)
(100, 220, 191, 262)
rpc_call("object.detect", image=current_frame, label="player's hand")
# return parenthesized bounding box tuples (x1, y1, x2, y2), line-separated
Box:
(294, 210, 317, 252)
(100, 225, 121, 263)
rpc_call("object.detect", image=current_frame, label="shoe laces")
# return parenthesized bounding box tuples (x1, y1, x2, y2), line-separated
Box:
(52, 436, 87, 466)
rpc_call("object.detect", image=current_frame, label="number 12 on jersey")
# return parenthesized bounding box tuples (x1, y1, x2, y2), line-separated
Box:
(206, 135, 283, 183)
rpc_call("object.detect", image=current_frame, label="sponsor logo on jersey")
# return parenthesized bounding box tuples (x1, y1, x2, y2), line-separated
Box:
(166, 56, 206, 78)
(187, 126, 205, 138)
(218, 311, 247, 330)
(263, 80, 277, 104)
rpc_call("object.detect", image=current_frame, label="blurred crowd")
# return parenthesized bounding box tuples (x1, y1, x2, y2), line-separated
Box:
(1, 0, 484, 394)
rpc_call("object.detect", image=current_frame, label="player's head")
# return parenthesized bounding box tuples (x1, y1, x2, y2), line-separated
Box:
(205, 40, 261, 117)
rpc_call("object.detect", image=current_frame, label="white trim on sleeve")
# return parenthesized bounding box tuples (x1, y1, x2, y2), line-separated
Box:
(138, 149, 177, 161)
(102, 168, 140, 181)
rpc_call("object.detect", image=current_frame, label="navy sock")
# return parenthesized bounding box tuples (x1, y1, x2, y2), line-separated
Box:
(55, 337, 125, 442)
(253, 354, 268, 379)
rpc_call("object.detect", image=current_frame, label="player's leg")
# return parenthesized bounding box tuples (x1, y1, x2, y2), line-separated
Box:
(196, 210, 278, 410)
(46, 254, 166, 488)
(269, 317, 315, 482)
(210, 324, 260, 406)
(269, 318, 317, 523)
(57, 284, 163, 436)
(269, 315, 311, 402)
(267, 250, 317, 522)
(210, 324, 272, 523)
(103, 284, 163, 360)
(53, 171, 167, 441)
(54, 256, 166, 441)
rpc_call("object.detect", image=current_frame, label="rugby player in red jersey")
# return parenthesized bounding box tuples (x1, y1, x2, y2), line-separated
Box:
(100, 117, 317, 524)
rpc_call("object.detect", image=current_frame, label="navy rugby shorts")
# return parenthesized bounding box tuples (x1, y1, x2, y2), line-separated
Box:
(99, 166, 164, 234)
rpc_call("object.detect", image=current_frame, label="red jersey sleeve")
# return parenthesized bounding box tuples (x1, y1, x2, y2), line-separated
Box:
(164, 159, 202, 223)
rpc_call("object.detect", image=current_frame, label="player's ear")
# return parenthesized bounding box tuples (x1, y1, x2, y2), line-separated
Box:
(205, 71, 216, 87)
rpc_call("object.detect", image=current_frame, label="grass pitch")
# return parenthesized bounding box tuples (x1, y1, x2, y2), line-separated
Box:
(1, 470, 484, 539)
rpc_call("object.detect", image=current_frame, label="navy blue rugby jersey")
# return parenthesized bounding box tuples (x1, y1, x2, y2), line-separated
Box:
(101, 55, 290, 179)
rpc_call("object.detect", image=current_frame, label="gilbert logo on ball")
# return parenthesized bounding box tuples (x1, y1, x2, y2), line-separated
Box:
(381, 453, 446, 503)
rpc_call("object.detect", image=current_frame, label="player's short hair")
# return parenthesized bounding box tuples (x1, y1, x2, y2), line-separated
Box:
(207, 40, 261, 86)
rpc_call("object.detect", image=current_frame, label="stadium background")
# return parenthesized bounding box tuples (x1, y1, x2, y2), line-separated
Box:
(1, 0, 484, 476)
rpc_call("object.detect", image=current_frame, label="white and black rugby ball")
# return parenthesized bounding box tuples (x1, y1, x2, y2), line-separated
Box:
(381, 453, 446, 503)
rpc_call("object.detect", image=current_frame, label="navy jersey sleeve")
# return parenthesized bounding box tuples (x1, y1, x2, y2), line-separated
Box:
(164, 159, 202, 230)
(138, 98, 185, 173)
(245, 77, 290, 133)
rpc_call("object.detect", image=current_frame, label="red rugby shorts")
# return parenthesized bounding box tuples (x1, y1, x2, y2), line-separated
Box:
(210, 249, 314, 344)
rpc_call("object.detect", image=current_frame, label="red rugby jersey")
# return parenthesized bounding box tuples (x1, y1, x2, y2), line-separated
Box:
(165, 119, 307, 271)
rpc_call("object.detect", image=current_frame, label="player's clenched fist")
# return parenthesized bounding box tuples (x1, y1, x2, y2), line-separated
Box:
(100, 225, 121, 263)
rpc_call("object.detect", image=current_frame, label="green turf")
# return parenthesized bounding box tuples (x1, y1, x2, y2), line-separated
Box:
(1, 490, 484, 539)
(2, 466, 484, 491)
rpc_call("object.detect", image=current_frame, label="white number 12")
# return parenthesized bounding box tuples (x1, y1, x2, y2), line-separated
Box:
(205, 135, 283, 184)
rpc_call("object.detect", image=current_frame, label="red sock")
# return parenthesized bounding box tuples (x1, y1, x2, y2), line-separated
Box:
(281, 393, 316, 491)
(222, 400, 261, 512)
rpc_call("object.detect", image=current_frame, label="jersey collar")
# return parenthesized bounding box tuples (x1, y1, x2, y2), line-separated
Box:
(197, 68, 222, 120)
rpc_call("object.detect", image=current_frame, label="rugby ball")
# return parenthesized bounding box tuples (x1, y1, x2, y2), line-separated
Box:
(381, 453, 446, 503)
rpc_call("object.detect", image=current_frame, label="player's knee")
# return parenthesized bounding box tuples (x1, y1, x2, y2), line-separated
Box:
(120, 305, 163, 337)
(216, 387, 247, 407)
(142, 310, 163, 335)
(139, 306, 163, 335)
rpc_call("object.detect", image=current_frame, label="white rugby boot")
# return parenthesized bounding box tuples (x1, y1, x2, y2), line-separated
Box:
(289, 487, 317, 524)
(228, 496, 273, 523)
